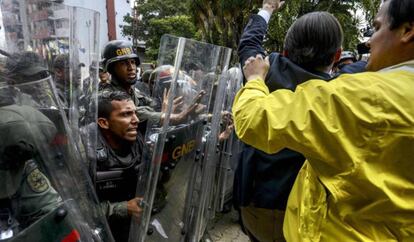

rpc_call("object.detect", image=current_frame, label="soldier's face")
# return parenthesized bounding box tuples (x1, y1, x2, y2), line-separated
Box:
(107, 100, 139, 142)
(113, 59, 137, 83)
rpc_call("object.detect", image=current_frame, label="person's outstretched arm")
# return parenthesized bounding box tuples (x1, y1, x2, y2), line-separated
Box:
(238, 0, 284, 66)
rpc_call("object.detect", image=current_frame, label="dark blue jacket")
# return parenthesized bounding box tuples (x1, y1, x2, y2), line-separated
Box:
(234, 14, 332, 210)
(338, 60, 367, 74)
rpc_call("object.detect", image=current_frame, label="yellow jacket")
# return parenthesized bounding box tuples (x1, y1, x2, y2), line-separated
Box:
(233, 61, 414, 241)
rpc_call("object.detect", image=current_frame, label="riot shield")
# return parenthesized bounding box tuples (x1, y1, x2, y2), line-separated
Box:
(0, 80, 112, 241)
(0, 1, 100, 161)
(0, 2, 112, 241)
(207, 67, 243, 214)
(183, 67, 243, 241)
(129, 35, 232, 242)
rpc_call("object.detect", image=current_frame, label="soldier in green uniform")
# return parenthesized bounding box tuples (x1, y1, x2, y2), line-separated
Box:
(81, 91, 144, 242)
(100, 40, 201, 127)
(101, 40, 163, 125)
(0, 104, 62, 240)
(1, 51, 110, 241)
(2, 51, 55, 108)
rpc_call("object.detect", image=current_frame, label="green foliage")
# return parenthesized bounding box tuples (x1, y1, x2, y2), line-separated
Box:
(122, 0, 382, 62)
(121, 0, 196, 62)
(145, 15, 197, 60)
(259, 0, 382, 53)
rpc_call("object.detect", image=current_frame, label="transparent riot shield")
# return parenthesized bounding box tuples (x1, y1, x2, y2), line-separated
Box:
(0, 1, 111, 241)
(67, 5, 100, 132)
(0, 1, 100, 161)
(129, 35, 232, 242)
(0, 79, 112, 241)
(212, 68, 243, 214)
(183, 67, 243, 241)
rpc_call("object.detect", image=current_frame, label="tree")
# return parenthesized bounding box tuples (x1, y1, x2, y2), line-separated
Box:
(123, 0, 381, 62)
(190, 0, 261, 62)
(121, 0, 196, 61)
(190, 0, 381, 54)
(145, 15, 197, 60)
(266, 0, 362, 52)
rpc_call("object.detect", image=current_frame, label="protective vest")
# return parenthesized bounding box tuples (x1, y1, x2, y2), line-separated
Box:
(94, 132, 143, 203)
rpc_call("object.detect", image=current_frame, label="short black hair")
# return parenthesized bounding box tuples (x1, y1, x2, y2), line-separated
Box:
(98, 91, 132, 119)
(284, 11, 343, 71)
(386, 0, 414, 30)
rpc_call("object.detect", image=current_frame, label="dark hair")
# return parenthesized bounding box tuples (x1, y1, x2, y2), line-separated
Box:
(387, 0, 414, 30)
(98, 91, 132, 119)
(283, 11, 343, 70)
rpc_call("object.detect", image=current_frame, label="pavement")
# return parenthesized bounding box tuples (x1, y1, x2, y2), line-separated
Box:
(205, 209, 249, 242)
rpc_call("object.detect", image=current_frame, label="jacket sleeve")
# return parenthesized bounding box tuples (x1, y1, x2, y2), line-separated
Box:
(232, 75, 380, 168)
(100, 201, 128, 218)
(136, 106, 162, 124)
(238, 14, 268, 67)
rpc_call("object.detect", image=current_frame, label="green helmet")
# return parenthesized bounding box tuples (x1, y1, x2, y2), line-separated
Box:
(5, 51, 50, 83)
(0, 105, 57, 198)
(102, 40, 140, 73)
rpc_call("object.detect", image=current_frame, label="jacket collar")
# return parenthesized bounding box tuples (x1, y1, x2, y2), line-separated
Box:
(379, 59, 414, 73)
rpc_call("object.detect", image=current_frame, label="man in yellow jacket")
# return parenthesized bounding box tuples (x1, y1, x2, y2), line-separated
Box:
(233, 0, 414, 241)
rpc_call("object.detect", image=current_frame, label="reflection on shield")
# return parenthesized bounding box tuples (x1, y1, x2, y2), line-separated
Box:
(129, 35, 243, 242)
(0, 1, 111, 241)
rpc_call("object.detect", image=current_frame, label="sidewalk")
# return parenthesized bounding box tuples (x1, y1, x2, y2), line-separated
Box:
(206, 209, 249, 242)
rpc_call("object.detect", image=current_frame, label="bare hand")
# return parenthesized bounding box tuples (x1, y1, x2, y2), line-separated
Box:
(127, 197, 143, 220)
(162, 88, 184, 113)
(219, 112, 234, 141)
(170, 90, 206, 124)
(263, 0, 285, 14)
(243, 54, 270, 82)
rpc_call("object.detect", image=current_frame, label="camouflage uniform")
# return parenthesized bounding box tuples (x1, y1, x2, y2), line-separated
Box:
(100, 77, 162, 124)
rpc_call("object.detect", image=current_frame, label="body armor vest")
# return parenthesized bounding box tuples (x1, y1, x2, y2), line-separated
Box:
(94, 133, 143, 203)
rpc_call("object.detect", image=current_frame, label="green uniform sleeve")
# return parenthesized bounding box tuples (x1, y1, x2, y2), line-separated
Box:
(100, 200, 128, 218)
(136, 106, 162, 124)
(19, 167, 62, 226)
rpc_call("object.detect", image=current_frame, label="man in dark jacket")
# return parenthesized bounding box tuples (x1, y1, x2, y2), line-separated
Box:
(234, 1, 343, 241)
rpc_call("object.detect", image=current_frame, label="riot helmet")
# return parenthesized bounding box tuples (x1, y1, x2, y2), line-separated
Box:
(337, 51, 357, 70)
(4, 51, 50, 84)
(102, 40, 140, 74)
(1, 51, 54, 107)
(339, 51, 357, 63)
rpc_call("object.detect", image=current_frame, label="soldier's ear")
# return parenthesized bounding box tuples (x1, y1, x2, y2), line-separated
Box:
(97, 118, 109, 129)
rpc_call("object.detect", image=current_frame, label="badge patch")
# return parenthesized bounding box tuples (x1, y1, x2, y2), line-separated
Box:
(27, 169, 49, 193)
